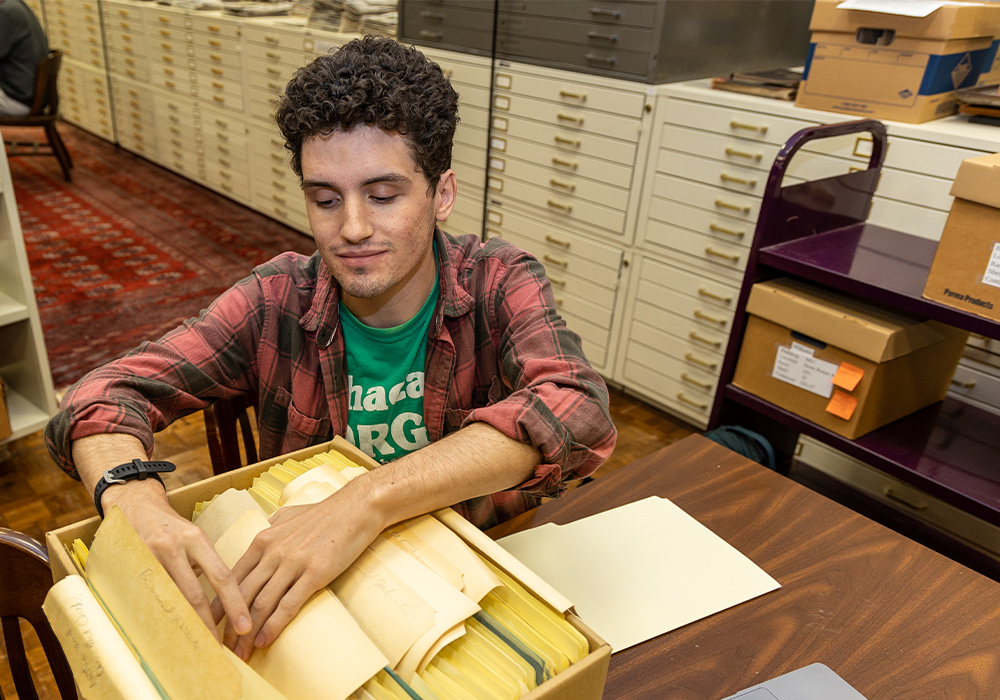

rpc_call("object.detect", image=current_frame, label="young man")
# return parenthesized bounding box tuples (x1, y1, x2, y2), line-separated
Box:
(45, 36, 615, 659)
(0, 0, 48, 116)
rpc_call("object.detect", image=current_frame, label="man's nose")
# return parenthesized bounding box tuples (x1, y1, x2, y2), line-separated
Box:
(341, 198, 373, 243)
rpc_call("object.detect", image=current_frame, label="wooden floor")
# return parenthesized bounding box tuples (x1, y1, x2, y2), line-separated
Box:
(0, 386, 696, 698)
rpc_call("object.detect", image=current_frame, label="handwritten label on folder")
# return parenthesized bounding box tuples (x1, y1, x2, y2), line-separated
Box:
(771, 345, 838, 398)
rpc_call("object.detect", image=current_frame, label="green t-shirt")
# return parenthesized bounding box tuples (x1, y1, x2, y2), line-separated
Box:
(340, 276, 439, 463)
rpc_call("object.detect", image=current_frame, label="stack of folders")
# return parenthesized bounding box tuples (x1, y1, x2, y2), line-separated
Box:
(44, 447, 590, 700)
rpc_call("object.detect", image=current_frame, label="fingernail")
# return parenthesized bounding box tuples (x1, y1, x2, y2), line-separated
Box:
(255, 631, 267, 648)
(237, 615, 251, 635)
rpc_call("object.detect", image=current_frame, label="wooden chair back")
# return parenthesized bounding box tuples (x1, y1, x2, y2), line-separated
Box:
(0, 528, 78, 700)
(203, 394, 259, 475)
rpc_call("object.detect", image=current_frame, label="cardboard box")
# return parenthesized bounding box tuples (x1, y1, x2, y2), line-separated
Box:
(46, 438, 611, 700)
(924, 152, 1000, 320)
(976, 39, 1000, 86)
(734, 279, 968, 439)
(795, 0, 1000, 123)
(0, 378, 11, 441)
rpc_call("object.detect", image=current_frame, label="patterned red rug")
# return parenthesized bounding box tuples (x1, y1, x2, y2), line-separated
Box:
(7, 124, 316, 389)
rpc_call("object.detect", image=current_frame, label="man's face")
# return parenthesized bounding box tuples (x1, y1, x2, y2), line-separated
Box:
(300, 125, 455, 326)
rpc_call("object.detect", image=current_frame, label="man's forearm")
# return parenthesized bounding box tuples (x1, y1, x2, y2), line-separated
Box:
(72, 432, 166, 512)
(359, 421, 541, 532)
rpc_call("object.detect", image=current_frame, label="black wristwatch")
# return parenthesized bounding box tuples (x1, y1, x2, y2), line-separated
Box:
(93, 459, 176, 518)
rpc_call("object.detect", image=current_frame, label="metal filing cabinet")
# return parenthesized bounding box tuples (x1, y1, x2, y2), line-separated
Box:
(399, 0, 495, 56)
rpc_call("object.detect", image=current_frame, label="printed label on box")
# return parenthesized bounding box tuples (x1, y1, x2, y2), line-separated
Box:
(982, 242, 1000, 289)
(772, 345, 838, 398)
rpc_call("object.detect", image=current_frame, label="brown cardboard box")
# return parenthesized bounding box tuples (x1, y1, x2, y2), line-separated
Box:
(0, 378, 11, 441)
(977, 39, 1000, 86)
(795, 0, 1000, 123)
(924, 152, 1000, 320)
(734, 279, 968, 439)
(46, 438, 611, 700)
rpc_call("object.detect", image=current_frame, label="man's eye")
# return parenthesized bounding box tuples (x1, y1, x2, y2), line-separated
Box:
(371, 195, 397, 204)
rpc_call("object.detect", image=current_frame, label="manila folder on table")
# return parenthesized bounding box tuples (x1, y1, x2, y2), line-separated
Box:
(496, 496, 780, 652)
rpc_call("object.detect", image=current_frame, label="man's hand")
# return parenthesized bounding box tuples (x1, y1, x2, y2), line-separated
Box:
(222, 481, 385, 660)
(72, 433, 252, 641)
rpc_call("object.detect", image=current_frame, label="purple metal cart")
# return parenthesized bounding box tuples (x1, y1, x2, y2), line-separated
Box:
(708, 119, 1000, 578)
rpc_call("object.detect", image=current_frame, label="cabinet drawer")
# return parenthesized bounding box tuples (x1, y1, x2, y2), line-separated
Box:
(882, 136, 987, 181)
(196, 62, 242, 84)
(108, 54, 149, 82)
(189, 17, 241, 41)
(664, 98, 817, 147)
(652, 174, 762, 224)
(497, 14, 654, 53)
(661, 151, 768, 198)
(454, 123, 488, 151)
(497, 0, 658, 26)
(489, 133, 633, 190)
(487, 229, 621, 297)
(451, 184, 485, 220)
(485, 206, 624, 272)
(644, 216, 749, 272)
(106, 30, 148, 55)
(402, 18, 492, 53)
(492, 69, 646, 119)
(195, 44, 250, 71)
(191, 33, 240, 55)
(623, 359, 713, 427)
(489, 155, 630, 212)
(490, 113, 637, 166)
(248, 85, 283, 121)
(636, 279, 736, 334)
(630, 320, 724, 378)
(442, 209, 482, 239)
(460, 103, 490, 132)
(637, 256, 738, 312)
(152, 40, 192, 65)
(247, 56, 300, 82)
(104, 2, 144, 22)
(243, 24, 309, 51)
(206, 170, 251, 203)
(875, 168, 954, 213)
(492, 93, 641, 143)
(868, 198, 948, 241)
(631, 299, 730, 355)
(487, 178, 625, 235)
(629, 341, 719, 396)
(949, 361, 1000, 408)
(496, 35, 651, 78)
(649, 198, 752, 249)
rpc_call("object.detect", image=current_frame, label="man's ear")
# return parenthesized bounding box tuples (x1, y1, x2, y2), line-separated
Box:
(434, 169, 457, 222)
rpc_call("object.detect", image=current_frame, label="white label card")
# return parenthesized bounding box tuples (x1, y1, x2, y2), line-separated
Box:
(982, 242, 1000, 289)
(771, 345, 838, 398)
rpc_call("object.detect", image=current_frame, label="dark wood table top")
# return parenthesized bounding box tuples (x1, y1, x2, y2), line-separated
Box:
(488, 434, 1000, 699)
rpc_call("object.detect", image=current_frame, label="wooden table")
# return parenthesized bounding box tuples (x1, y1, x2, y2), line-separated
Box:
(488, 434, 1000, 699)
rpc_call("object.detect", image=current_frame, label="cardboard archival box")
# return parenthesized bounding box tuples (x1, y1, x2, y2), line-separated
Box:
(924, 152, 1000, 321)
(795, 0, 1000, 123)
(733, 279, 968, 439)
(0, 378, 11, 441)
(46, 437, 611, 700)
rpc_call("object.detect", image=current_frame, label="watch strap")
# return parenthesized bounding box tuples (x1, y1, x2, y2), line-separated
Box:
(93, 459, 176, 518)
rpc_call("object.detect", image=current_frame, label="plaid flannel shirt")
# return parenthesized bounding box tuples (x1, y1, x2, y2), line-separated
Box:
(46, 229, 616, 529)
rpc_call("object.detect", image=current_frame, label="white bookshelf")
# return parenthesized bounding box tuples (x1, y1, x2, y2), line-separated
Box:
(0, 144, 58, 442)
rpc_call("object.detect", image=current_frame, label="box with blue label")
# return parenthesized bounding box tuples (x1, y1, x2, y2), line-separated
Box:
(795, 0, 1000, 123)
(733, 279, 968, 439)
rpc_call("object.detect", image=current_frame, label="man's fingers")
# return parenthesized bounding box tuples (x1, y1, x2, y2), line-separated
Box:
(155, 547, 218, 638)
(190, 540, 252, 638)
(255, 578, 316, 649)
(234, 566, 295, 661)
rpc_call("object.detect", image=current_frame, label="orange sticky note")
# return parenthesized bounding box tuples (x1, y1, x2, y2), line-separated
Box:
(826, 390, 858, 421)
(833, 362, 864, 392)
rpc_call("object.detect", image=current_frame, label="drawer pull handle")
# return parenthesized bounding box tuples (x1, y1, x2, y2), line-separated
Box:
(720, 173, 757, 187)
(207, 24, 221, 32)
(209, 40, 222, 47)
(161, 42, 173, 49)
(705, 247, 740, 262)
(951, 379, 977, 389)
(165, 80, 176, 88)
(272, 166, 284, 175)
(556, 113, 584, 125)
(698, 287, 733, 304)
(553, 296, 564, 307)
(266, 51, 281, 59)
(685, 353, 718, 370)
(694, 309, 727, 325)
(725, 146, 762, 162)
(273, 195, 286, 204)
(681, 373, 712, 390)
(211, 54, 223, 61)
(690, 331, 722, 348)
(709, 223, 745, 238)
(420, 30, 444, 40)
(714, 198, 750, 214)
(552, 157, 578, 170)
(549, 276, 567, 288)
(547, 199, 573, 213)
(272, 181, 286, 190)
(160, 29, 171, 36)
(218, 144, 230, 153)
(268, 81, 283, 90)
(213, 96, 225, 103)
(267, 67, 282, 76)
(212, 81, 224, 89)
(545, 234, 570, 248)
(589, 8, 622, 18)
(420, 10, 445, 19)
(265, 35, 279, 43)
(677, 393, 708, 410)
(543, 254, 569, 268)
(270, 153, 283, 162)
(549, 178, 575, 192)
(585, 53, 616, 66)
(883, 486, 928, 511)
(559, 90, 586, 101)
(212, 67, 224, 76)
(730, 119, 768, 134)
(554, 135, 581, 147)
(587, 32, 618, 42)
(215, 118, 227, 127)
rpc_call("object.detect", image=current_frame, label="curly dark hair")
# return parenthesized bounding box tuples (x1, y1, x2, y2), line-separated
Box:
(275, 36, 459, 190)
